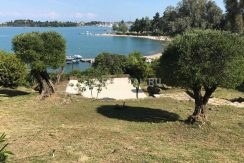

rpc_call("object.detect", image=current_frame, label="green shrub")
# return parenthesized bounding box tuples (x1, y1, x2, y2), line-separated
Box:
(68, 70, 84, 78)
(0, 133, 13, 162)
(147, 86, 161, 96)
(0, 51, 27, 88)
(93, 53, 128, 75)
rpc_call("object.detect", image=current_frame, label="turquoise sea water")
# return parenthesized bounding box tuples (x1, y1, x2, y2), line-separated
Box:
(0, 26, 164, 72)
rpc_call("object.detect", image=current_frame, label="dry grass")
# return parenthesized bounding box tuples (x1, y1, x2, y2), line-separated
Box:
(0, 83, 243, 162)
(213, 88, 244, 100)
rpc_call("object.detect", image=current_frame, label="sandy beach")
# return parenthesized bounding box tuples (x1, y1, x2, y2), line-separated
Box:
(96, 33, 164, 60)
(144, 53, 162, 60)
(96, 33, 171, 41)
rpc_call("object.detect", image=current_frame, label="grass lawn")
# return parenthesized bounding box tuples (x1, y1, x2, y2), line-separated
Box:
(0, 84, 243, 162)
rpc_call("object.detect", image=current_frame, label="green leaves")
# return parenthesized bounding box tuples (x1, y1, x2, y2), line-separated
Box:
(131, 17, 151, 34)
(78, 68, 110, 98)
(159, 30, 244, 89)
(126, 52, 150, 83)
(161, 0, 223, 36)
(12, 32, 66, 72)
(0, 51, 27, 88)
(113, 20, 128, 34)
(93, 52, 128, 75)
(0, 133, 13, 162)
(224, 0, 243, 33)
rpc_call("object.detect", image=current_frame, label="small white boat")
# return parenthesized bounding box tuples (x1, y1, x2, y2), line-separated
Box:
(74, 55, 83, 59)
(66, 56, 74, 61)
(66, 60, 72, 64)
(72, 59, 79, 63)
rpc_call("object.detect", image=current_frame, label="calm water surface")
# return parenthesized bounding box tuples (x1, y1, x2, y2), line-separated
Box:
(0, 27, 164, 72)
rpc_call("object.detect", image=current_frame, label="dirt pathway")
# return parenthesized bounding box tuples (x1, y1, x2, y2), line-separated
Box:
(160, 92, 244, 108)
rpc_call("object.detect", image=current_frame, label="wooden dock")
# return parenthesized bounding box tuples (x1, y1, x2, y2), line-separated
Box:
(80, 58, 95, 63)
(66, 55, 95, 64)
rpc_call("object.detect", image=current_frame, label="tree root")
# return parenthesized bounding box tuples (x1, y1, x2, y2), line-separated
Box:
(186, 114, 207, 125)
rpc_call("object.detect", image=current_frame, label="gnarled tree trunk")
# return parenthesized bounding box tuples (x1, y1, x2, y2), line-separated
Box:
(188, 85, 217, 124)
(34, 70, 55, 98)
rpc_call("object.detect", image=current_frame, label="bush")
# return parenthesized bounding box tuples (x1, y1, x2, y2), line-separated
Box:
(0, 51, 27, 88)
(147, 86, 161, 96)
(68, 70, 84, 78)
(93, 53, 128, 75)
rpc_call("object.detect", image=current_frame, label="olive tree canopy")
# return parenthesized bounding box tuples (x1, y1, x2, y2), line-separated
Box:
(159, 30, 244, 123)
(12, 32, 66, 97)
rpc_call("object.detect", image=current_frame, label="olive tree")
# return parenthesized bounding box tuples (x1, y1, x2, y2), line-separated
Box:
(159, 30, 244, 123)
(12, 32, 66, 97)
(0, 51, 26, 88)
(224, 0, 243, 33)
(78, 68, 110, 99)
(126, 52, 149, 99)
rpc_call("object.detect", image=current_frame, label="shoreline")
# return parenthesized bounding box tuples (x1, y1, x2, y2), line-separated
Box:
(144, 53, 162, 60)
(96, 33, 166, 60)
(96, 33, 171, 42)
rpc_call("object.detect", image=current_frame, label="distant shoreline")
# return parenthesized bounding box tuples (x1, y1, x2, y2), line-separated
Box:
(144, 53, 162, 59)
(96, 33, 168, 59)
(96, 33, 172, 42)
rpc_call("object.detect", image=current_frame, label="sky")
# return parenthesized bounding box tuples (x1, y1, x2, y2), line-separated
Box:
(0, 0, 226, 22)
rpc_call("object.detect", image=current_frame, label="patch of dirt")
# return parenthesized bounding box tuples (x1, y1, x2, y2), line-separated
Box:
(160, 92, 244, 108)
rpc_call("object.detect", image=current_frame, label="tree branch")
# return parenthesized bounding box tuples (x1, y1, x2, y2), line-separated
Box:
(203, 85, 217, 105)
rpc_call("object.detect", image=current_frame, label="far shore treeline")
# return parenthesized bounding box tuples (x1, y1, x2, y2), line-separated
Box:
(0, 20, 79, 27)
(0, 20, 117, 27)
(128, 0, 243, 36)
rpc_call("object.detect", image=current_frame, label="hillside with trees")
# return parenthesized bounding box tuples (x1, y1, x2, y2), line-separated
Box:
(130, 0, 243, 36)
(224, 0, 244, 33)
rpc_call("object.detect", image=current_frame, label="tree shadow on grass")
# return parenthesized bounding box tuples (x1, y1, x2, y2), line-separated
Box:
(0, 89, 30, 97)
(97, 105, 180, 123)
(229, 97, 244, 103)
